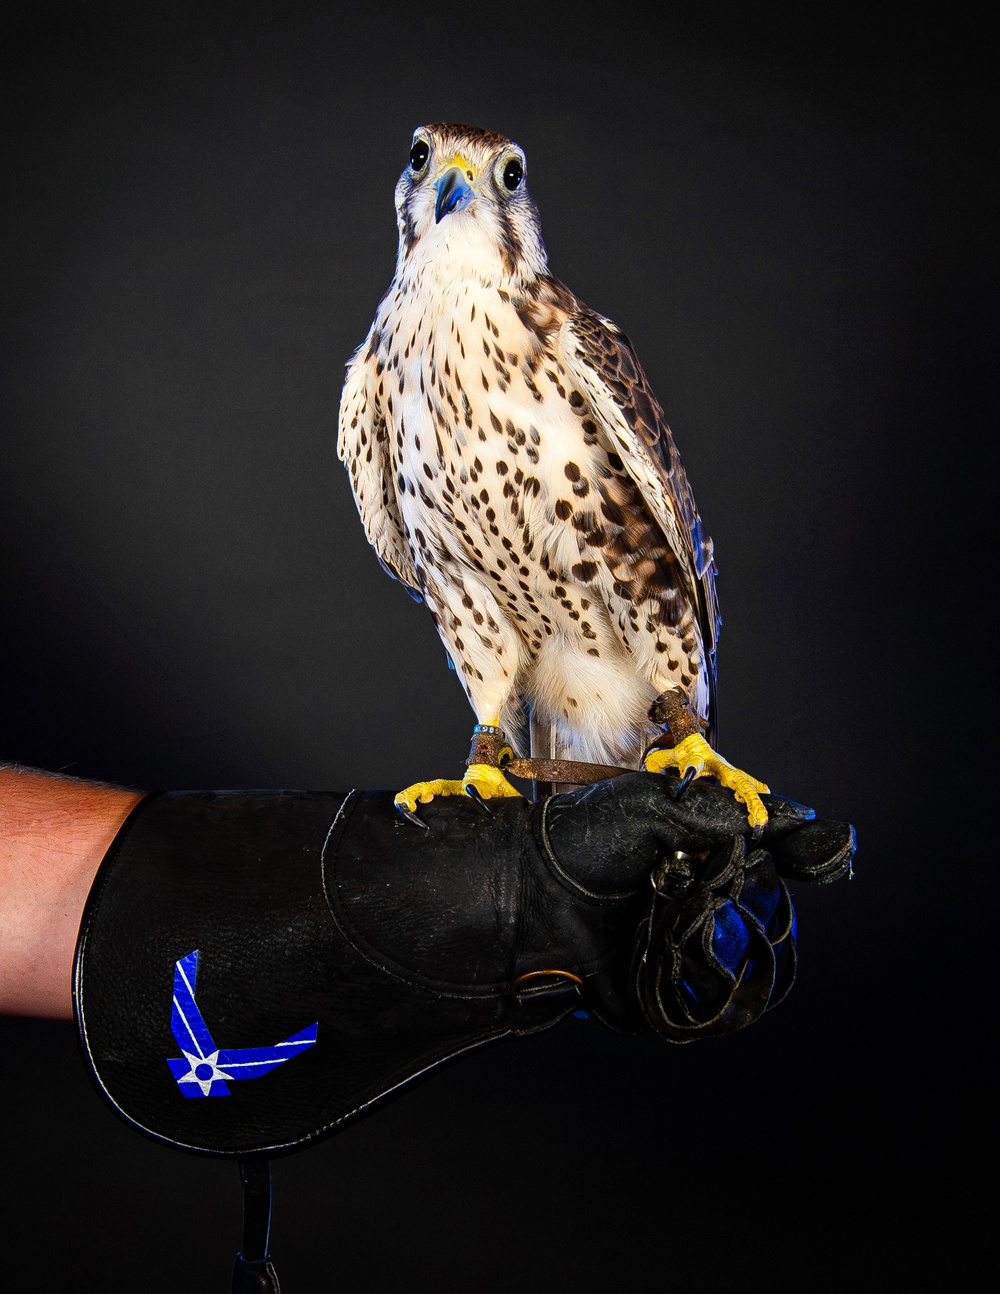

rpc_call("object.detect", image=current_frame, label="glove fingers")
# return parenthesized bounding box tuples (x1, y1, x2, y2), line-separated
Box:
(544, 773, 853, 899)
(767, 819, 856, 883)
(758, 791, 817, 835)
(648, 773, 818, 844)
(554, 773, 816, 842)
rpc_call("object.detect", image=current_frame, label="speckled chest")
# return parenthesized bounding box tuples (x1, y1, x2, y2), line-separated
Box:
(372, 273, 600, 589)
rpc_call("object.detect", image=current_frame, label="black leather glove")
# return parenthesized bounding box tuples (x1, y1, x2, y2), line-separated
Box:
(75, 774, 853, 1160)
(73, 773, 853, 1294)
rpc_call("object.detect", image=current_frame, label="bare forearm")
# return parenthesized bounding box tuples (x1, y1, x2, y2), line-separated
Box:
(0, 765, 144, 1019)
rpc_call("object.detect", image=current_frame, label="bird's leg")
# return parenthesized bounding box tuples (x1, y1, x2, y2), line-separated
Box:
(395, 720, 523, 820)
(644, 691, 770, 831)
(462, 723, 523, 804)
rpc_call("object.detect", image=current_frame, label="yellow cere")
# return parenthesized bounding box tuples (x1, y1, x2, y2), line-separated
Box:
(440, 154, 477, 182)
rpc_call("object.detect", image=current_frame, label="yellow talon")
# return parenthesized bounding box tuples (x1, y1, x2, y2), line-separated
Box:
(394, 763, 522, 814)
(463, 763, 522, 800)
(394, 779, 467, 813)
(645, 734, 770, 829)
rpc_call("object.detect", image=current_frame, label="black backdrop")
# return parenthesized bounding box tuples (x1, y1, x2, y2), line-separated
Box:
(1, 3, 992, 1289)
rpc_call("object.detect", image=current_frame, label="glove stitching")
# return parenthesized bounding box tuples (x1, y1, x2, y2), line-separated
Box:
(536, 798, 644, 903)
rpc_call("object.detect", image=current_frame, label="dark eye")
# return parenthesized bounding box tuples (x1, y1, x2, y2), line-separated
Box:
(502, 157, 524, 191)
(410, 139, 429, 172)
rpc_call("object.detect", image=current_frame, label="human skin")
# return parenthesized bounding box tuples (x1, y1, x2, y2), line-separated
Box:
(0, 766, 143, 1019)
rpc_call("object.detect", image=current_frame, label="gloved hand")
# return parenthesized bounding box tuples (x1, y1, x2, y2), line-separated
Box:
(536, 771, 854, 1040)
(75, 774, 854, 1160)
(75, 774, 853, 1294)
(540, 770, 853, 890)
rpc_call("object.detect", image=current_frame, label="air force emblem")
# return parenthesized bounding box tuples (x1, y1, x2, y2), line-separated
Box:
(166, 950, 318, 1098)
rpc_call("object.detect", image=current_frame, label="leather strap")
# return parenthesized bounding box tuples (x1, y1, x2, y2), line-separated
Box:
(232, 1157, 279, 1293)
(503, 756, 635, 784)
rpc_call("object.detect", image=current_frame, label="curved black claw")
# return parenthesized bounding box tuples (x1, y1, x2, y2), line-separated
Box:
(395, 801, 430, 829)
(464, 783, 494, 816)
(675, 767, 697, 799)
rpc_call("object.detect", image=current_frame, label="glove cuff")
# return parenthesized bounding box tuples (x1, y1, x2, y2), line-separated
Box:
(74, 789, 554, 1157)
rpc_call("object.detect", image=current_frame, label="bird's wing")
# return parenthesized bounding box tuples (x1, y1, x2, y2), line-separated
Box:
(558, 309, 721, 715)
(337, 334, 421, 597)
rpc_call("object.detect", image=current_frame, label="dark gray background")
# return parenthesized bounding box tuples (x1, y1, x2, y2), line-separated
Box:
(1, 2, 992, 1289)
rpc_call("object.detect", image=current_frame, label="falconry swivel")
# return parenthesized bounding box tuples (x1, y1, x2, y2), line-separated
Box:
(338, 124, 769, 825)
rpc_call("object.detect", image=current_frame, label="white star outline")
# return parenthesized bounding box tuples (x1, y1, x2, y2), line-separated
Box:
(173, 1048, 229, 1096)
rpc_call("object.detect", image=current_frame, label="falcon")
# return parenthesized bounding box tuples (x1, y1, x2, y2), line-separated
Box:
(338, 124, 769, 826)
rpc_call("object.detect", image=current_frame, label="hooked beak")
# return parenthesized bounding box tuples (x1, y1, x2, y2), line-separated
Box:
(435, 166, 475, 223)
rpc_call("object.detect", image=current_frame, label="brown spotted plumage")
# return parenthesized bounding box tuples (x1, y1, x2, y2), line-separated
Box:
(339, 124, 768, 824)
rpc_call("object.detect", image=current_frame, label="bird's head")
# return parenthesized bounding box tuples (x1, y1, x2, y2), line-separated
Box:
(394, 123, 549, 287)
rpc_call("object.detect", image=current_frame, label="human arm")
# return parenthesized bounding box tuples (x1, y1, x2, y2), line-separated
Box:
(0, 765, 143, 1018)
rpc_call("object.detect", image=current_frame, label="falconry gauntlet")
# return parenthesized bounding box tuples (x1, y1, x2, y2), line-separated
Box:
(74, 773, 852, 1291)
(75, 773, 853, 1159)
